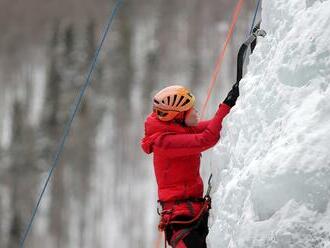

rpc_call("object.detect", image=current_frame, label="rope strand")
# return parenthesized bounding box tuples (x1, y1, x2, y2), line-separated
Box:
(201, 0, 245, 119)
(19, 1, 123, 247)
(249, 0, 261, 35)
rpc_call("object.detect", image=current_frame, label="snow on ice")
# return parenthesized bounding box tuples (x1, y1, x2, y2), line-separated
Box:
(209, 0, 330, 247)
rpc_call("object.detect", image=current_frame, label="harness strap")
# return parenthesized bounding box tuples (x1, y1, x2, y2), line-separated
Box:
(168, 199, 210, 226)
(170, 227, 192, 247)
(169, 203, 209, 247)
(186, 201, 195, 216)
(158, 197, 210, 232)
(158, 175, 213, 247)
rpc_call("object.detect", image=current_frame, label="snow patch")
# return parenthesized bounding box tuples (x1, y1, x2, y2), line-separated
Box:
(1, 90, 13, 149)
(209, 0, 330, 247)
(29, 65, 47, 126)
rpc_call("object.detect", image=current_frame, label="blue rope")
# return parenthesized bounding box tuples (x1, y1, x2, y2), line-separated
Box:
(249, 0, 261, 34)
(19, 0, 123, 247)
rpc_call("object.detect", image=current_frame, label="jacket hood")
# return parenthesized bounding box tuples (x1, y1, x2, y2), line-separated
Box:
(141, 113, 188, 154)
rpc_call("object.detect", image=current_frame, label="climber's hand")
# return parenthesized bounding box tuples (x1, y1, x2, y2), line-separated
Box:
(223, 83, 239, 107)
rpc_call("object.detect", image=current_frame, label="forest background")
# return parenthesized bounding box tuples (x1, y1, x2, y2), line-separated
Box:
(0, 0, 256, 247)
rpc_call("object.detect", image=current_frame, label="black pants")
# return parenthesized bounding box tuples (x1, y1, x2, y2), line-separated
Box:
(165, 212, 209, 248)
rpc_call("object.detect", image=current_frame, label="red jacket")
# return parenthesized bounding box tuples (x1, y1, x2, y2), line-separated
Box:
(141, 104, 231, 216)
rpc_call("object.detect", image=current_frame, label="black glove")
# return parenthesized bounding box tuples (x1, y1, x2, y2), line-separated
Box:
(223, 83, 239, 107)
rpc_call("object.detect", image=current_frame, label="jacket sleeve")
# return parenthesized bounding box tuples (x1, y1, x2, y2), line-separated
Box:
(154, 104, 231, 157)
(191, 120, 211, 133)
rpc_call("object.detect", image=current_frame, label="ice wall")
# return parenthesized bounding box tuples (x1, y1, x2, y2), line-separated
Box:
(209, 0, 330, 247)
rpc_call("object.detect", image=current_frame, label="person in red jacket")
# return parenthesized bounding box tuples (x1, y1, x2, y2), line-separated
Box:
(141, 83, 239, 248)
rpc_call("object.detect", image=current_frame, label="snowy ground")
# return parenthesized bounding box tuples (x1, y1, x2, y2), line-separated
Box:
(209, 0, 330, 247)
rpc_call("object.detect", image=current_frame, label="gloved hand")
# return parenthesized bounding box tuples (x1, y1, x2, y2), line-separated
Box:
(223, 83, 239, 107)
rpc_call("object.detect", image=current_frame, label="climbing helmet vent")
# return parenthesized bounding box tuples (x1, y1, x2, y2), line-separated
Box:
(176, 96, 184, 107)
(172, 95, 177, 106)
(181, 99, 190, 107)
(152, 85, 195, 121)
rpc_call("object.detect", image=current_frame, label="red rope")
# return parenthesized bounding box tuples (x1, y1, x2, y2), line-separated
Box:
(201, 0, 245, 119)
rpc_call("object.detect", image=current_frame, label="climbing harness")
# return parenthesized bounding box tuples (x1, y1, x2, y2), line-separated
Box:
(157, 175, 212, 247)
(19, 1, 124, 247)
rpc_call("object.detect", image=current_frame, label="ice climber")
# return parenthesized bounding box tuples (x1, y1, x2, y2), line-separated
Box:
(141, 84, 239, 247)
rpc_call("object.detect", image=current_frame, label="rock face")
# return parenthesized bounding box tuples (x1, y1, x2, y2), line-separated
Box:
(209, 0, 330, 247)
